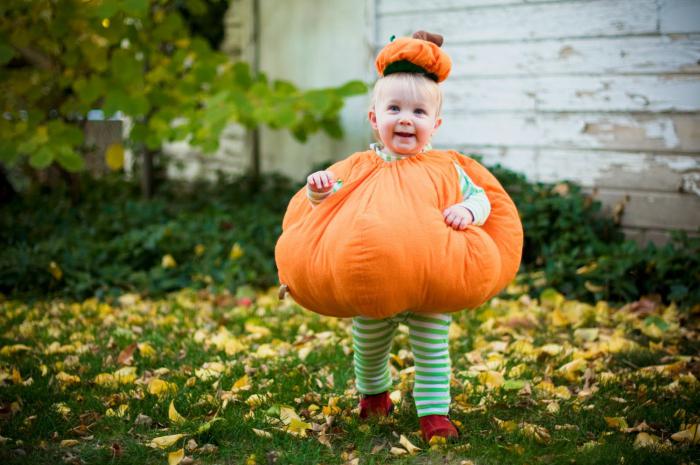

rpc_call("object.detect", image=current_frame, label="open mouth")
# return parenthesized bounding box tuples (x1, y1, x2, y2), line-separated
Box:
(394, 132, 415, 138)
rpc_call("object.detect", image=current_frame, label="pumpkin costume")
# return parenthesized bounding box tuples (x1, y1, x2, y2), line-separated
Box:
(276, 148, 522, 318)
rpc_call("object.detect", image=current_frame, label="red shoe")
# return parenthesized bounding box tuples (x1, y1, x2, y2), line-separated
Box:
(419, 415, 459, 442)
(359, 391, 394, 419)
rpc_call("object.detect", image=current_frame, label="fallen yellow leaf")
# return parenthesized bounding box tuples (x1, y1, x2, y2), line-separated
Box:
(94, 373, 117, 388)
(230, 243, 244, 260)
(232, 374, 251, 392)
(113, 367, 137, 385)
(48, 261, 63, 280)
(60, 439, 80, 447)
(671, 424, 700, 444)
(399, 434, 421, 454)
(138, 342, 156, 359)
(634, 432, 660, 448)
(604, 416, 629, 431)
(557, 359, 587, 382)
(56, 371, 80, 386)
(478, 370, 504, 389)
(148, 378, 177, 397)
(169, 400, 185, 424)
(494, 416, 517, 432)
(149, 433, 184, 449)
(252, 428, 272, 438)
(168, 448, 184, 465)
(161, 254, 177, 268)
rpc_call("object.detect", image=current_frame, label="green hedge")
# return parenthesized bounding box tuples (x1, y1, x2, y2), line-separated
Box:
(1, 165, 698, 307)
(489, 164, 700, 306)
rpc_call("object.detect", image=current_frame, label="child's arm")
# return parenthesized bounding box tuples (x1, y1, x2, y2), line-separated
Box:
(306, 170, 340, 206)
(443, 163, 491, 230)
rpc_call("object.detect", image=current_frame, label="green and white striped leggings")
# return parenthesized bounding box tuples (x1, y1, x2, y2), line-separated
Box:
(352, 312, 451, 417)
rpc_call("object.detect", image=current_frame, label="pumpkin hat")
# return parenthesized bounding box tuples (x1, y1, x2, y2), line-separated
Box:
(375, 30, 452, 83)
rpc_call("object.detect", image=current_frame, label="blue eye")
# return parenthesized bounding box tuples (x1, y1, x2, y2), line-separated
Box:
(415, 108, 426, 115)
(388, 105, 399, 111)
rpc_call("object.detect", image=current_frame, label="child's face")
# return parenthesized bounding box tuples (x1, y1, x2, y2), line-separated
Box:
(369, 83, 442, 156)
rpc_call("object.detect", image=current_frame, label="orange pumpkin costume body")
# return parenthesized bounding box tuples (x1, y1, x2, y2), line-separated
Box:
(275, 149, 523, 319)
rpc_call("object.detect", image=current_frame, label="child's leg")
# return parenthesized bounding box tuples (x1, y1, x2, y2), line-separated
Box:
(352, 316, 398, 395)
(406, 313, 452, 417)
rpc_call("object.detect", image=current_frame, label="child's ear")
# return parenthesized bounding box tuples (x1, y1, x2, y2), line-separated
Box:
(368, 109, 378, 130)
(433, 116, 442, 131)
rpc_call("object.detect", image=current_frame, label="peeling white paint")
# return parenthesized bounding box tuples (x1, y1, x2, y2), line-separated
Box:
(658, 156, 700, 172)
(681, 173, 700, 196)
(642, 118, 680, 149)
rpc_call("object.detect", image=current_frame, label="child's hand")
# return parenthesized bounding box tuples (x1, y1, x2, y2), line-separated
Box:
(442, 204, 474, 230)
(307, 170, 336, 193)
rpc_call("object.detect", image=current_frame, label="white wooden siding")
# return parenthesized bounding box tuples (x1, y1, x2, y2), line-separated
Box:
(377, 0, 700, 243)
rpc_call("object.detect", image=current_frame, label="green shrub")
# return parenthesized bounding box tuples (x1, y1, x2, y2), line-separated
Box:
(0, 173, 299, 299)
(488, 162, 700, 306)
(1, 164, 698, 307)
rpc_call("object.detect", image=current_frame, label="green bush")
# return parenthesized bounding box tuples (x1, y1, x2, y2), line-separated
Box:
(489, 162, 700, 306)
(1, 164, 698, 307)
(0, 173, 298, 300)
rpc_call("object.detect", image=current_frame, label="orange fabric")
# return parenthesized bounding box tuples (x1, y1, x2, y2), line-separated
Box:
(375, 37, 452, 83)
(275, 150, 523, 319)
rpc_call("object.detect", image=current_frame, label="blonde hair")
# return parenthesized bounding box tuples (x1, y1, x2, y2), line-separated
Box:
(370, 73, 443, 116)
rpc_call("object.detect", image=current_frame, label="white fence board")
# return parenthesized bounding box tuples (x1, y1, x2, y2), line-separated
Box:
(660, 0, 700, 34)
(456, 146, 700, 192)
(377, 0, 657, 44)
(441, 75, 700, 112)
(593, 188, 700, 230)
(444, 35, 700, 77)
(438, 112, 700, 152)
(378, 0, 566, 14)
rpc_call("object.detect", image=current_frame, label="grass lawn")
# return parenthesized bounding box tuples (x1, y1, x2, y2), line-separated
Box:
(0, 287, 698, 464)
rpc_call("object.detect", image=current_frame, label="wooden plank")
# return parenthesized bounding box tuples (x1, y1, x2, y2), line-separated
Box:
(660, 0, 700, 34)
(438, 112, 700, 152)
(443, 35, 700, 77)
(84, 120, 122, 176)
(453, 146, 700, 192)
(378, 0, 564, 14)
(377, 0, 657, 44)
(440, 75, 700, 112)
(592, 188, 700, 230)
(621, 227, 676, 246)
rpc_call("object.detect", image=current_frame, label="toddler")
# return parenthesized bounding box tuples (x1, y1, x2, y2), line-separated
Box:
(275, 31, 523, 443)
(306, 32, 489, 442)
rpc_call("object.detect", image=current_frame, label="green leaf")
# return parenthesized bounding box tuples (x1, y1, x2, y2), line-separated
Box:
(320, 119, 342, 139)
(110, 49, 142, 85)
(503, 379, 526, 391)
(121, 0, 149, 17)
(55, 147, 85, 172)
(336, 80, 368, 97)
(272, 104, 296, 128)
(304, 90, 331, 114)
(104, 88, 129, 117)
(75, 76, 106, 106)
(232, 62, 253, 89)
(29, 146, 53, 169)
(0, 42, 14, 65)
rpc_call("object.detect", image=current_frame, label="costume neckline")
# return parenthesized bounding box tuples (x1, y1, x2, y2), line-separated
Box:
(370, 143, 433, 162)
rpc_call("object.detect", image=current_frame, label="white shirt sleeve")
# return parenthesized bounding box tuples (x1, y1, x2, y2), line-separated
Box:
(453, 162, 491, 226)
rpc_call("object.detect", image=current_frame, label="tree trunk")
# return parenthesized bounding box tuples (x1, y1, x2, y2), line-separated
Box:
(141, 148, 155, 199)
(0, 164, 17, 205)
(250, 127, 261, 192)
